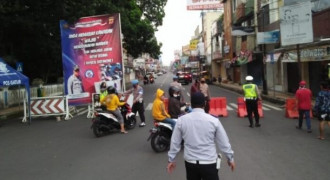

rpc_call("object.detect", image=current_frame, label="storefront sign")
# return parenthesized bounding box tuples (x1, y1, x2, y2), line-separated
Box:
(282, 46, 330, 62)
(187, 0, 223, 10)
(257, 30, 280, 44)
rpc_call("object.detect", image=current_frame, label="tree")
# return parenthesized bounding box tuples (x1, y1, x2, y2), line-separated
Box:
(0, 0, 165, 83)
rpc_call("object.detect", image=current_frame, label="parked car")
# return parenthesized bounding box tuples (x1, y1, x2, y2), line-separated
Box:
(176, 71, 190, 85)
(184, 72, 192, 83)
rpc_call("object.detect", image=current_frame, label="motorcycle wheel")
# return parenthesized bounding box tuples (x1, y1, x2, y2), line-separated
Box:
(151, 132, 170, 153)
(93, 123, 105, 137)
(126, 116, 137, 129)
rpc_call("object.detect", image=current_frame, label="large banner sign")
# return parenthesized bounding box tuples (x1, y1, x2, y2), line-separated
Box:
(60, 14, 123, 105)
(187, 0, 223, 10)
(280, 1, 313, 46)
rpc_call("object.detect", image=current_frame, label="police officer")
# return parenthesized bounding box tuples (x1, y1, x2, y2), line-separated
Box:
(125, 80, 146, 127)
(67, 65, 84, 95)
(242, 76, 262, 128)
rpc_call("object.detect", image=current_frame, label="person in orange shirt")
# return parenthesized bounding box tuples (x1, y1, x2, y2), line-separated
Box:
(101, 86, 128, 134)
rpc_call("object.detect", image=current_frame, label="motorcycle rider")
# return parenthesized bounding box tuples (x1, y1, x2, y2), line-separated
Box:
(149, 74, 154, 83)
(168, 86, 187, 119)
(124, 80, 146, 127)
(100, 86, 128, 134)
(169, 76, 184, 102)
(143, 75, 149, 84)
(152, 88, 176, 129)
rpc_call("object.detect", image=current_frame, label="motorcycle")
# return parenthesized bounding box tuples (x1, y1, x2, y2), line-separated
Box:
(91, 97, 137, 137)
(147, 119, 176, 152)
(143, 78, 149, 85)
(147, 105, 190, 152)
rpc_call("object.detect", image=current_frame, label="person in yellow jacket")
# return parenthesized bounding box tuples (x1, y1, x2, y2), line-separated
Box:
(152, 88, 176, 129)
(101, 86, 128, 134)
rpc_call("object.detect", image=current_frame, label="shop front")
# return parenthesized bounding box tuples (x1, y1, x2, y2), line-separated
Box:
(280, 45, 330, 96)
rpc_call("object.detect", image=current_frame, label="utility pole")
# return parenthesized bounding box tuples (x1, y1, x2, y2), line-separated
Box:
(261, 8, 268, 95)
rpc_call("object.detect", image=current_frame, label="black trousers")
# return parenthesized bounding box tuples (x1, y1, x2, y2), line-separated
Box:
(245, 99, 259, 125)
(132, 101, 145, 123)
(205, 97, 210, 113)
(185, 161, 219, 180)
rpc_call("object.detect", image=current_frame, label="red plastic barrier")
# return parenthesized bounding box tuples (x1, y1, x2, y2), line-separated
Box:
(258, 100, 264, 118)
(237, 97, 263, 118)
(237, 97, 247, 117)
(285, 98, 313, 119)
(285, 98, 298, 118)
(209, 97, 228, 117)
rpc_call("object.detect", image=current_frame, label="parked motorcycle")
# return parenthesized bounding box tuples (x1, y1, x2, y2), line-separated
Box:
(91, 100, 136, 137)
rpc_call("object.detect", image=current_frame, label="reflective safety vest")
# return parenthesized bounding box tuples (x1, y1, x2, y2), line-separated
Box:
(243, 84, 257, 98)
(100, 91, 108, 102)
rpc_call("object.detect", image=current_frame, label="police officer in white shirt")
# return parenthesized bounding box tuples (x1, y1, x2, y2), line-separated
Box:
(167, 92, 235, 180)
(67, 65, 84, 95)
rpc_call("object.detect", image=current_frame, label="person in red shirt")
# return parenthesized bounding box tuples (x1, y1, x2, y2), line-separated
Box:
(295, 80, 313, 133)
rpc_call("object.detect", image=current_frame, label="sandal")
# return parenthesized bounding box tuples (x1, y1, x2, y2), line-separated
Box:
(120, 131, 128, 134)
(317, 136, 325, 140)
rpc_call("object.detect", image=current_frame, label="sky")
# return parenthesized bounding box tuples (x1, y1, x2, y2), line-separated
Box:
(155, 0, 202, 66)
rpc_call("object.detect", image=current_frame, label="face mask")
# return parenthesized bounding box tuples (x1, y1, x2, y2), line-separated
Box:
(173, 94, 178, 97)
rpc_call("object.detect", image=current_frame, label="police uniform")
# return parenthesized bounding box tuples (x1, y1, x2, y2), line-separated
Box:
(242, 79, 260, 127)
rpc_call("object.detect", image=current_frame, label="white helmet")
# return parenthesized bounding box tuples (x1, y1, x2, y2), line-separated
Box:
(245, 76, 253, 81)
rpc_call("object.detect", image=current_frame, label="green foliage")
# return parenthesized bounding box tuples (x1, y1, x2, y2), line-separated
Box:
(0, 0, 165, 83)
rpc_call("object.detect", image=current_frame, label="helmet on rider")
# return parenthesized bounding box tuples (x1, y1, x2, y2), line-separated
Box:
(107, 86, 117, 94)
(169, 86, 181, 101)
(131, 79, 139, 85)
(169, 86, 180, 97)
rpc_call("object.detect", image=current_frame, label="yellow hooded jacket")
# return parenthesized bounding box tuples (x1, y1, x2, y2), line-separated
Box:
(152, 89, 170, 121)
(100, 93, 125, 111)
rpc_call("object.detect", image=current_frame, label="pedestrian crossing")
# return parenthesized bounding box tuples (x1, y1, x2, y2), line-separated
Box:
(144, 102, 283, 111)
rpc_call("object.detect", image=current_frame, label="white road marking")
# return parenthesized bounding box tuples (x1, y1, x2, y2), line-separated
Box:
(262, 106, 270, 110)
(146, 103, 153, 111)
(226, 105, 234, 111)
(229, 103, 238, 109)
(263, 103, 282, 110)
(226, 102, 281, 111)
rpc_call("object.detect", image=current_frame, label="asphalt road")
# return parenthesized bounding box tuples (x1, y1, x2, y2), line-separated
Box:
(1, 73, 329, 180)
